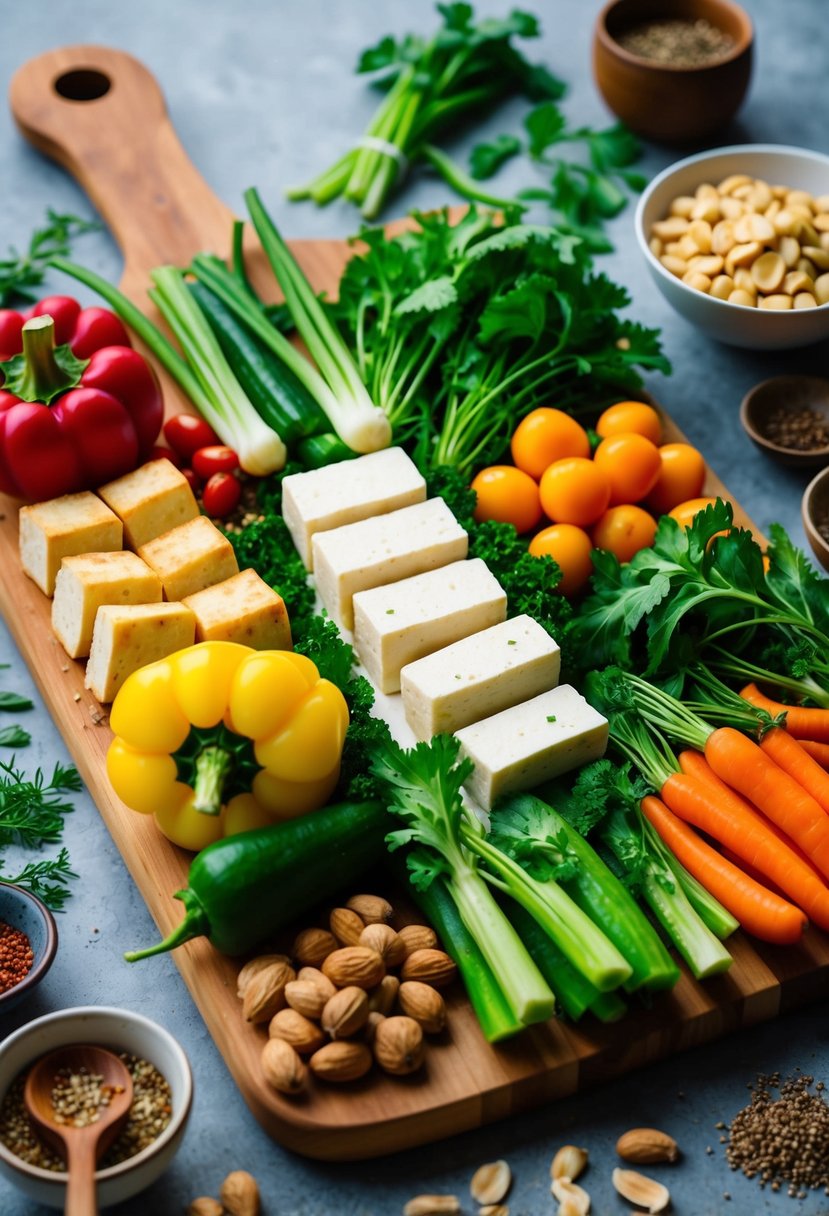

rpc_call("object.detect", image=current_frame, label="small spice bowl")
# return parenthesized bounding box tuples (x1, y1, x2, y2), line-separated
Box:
(0, 1006, 192, 1210)
(0, 883, 57, 1014)
(803, 466, 829, 572)
(741, 376, 829, 468)
(592, 0, 754, 144)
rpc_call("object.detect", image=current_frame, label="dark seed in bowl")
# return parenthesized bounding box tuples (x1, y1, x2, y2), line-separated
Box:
(617, 17, 735, 67)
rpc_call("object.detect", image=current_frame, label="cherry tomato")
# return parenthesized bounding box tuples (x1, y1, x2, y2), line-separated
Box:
(148, 444, 182, 468)
(596, 400, 662, 445)
(592, 504, 658, 563)
(202, 471, 242, 517)
(593, 432, 661, 505)
(181, 467, 200, 495)
(471, 466, 543, 534)
(192, 445, 240, 479)
(668, 496, 720, 530)
(539, 457, 611, 527)
(529, 524, 593, 597)
(163, 413, 220, 460)
(510, 408, 590, 480)
(646, 442, 707, 515)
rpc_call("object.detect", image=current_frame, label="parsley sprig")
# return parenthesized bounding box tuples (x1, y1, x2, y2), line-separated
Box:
(0, 209, 98, 307)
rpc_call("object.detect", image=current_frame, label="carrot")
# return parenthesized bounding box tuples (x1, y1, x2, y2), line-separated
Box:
(659, 767, 829, 932)
(678, 749, 823, 877)
(760, 727, 829, 816)
(799, 740, 829, 770)
(703, 726, 829, 882)
(641, 795, 807, 944)
(741, 683, 829, 743)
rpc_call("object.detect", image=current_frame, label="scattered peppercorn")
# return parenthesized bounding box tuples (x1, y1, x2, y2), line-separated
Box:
(0, 921, 34, 994)
(725, 1071, 829, 1197)
(764, 405, 829, 451)
(0, 1052, 172, 1171)
(616, 17, 735, 66)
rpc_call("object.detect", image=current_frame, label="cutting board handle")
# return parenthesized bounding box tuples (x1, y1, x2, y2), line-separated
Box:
(9, 45, 234, 295)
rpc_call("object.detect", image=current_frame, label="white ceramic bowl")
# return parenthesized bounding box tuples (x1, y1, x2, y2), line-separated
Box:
(0, 1006, 192, 1210)
(635, 144, 829, 349)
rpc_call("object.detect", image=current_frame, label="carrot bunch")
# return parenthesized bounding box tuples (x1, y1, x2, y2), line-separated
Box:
(588, 667, 829, 947)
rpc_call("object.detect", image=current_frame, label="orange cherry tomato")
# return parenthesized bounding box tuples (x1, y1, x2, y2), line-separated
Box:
(471, 465, 543, 534)
(529, 523, 593, 597)
(596, 400, 662, 445)
(593, 433, 661, 506)
(511, 408, 590, 479)
(539, 458, 611, 527)
(646, 443, 707, 515)
(592, 504, 658, 563)
(668, 496, 720, 529)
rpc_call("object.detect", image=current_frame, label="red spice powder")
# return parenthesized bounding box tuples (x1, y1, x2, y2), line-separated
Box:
(0, 920, 34, 993)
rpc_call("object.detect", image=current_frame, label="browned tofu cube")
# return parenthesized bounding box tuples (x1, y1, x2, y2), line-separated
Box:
(19, 492, 122, 597)
(183, 568, 292, 649)
(137, 515, 238, 601)
(98, 458, 199, 549)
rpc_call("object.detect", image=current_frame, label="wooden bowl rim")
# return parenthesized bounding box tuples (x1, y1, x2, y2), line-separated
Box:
(740, 375, 829, 464)
(595, 0, 754, 73)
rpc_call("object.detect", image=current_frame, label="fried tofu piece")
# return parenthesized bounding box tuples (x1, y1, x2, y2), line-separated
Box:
(52, 551, 162, 659)
(137, 515, 238, 602)
(19, 492, 122, 597)
(182, 568, 291, 649)
(85, 602, 195, 703)
(98, 458, 199, 549)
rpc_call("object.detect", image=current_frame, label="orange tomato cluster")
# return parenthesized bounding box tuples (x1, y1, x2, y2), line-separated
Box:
(470, 402, 708, 597)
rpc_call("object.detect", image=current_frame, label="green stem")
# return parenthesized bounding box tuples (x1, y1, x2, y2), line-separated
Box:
(16, 316, 80, 400)
(421, 144, 523, 212)
(124, 889, 209, 962)
(192, 746, 232, 816)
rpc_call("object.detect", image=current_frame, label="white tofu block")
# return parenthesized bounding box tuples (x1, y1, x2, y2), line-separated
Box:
(85, 602, 196, 703)
(353, 559, 506, 695)
(19, 492, 122, 597)
(282, 447, 426, 569)
(312, 498, 468, 630)
(182, 568, 292, 649)
(52, 551, 162, 659)
(137, 515, 238, 602)
(401, 615, 561, 740)
(98, 458, 199, 549)
(455, 685, 609, 811)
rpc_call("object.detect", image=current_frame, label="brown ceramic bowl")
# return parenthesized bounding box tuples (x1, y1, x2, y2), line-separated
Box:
(592, 0, 754, 144)
(802, 466, 829, 572)
(740, 376, 829, 469)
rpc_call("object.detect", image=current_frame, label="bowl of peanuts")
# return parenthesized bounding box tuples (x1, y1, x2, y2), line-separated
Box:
(635, 144, 829, 349)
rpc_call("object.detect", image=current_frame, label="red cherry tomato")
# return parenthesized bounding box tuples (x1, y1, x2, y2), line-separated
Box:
(163, 414, 220, 460)
(202, 471, 241, 517)
(148, 445, 182, 467)
(192, 445, 239, 479)
(181, 467, 200, 495)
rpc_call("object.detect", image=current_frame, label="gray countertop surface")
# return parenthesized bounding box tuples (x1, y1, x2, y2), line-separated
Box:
(2, 1, 829, 1212)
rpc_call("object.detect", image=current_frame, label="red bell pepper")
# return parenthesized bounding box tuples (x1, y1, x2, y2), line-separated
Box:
(0, 299, 163, 501)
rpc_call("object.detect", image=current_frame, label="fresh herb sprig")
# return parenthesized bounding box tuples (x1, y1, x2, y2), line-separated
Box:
(0, 210, 98, 307)
(0, 758, 80, 909)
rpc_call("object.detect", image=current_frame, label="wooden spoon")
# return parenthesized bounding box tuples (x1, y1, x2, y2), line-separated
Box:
(24, 1044, 133, 1216)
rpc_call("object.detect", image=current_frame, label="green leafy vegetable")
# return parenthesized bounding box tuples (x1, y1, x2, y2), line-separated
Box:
(0, 726, 31, 749)
(0, 758, 80, 909)
(1, 210, 98, 307)
(0, 691, 34, 713)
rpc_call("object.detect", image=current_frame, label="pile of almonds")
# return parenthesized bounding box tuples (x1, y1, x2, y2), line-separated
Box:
(187, 1169, 260, 1216)
(649, 175, 829, 309)
(236, 893, 457, 1092)
(403, 1126, 680, 1216)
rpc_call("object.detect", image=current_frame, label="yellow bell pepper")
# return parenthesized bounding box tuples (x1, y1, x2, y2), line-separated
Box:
(106, 641, 349, 850)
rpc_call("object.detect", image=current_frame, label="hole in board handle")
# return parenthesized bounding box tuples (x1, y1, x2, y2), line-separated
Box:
(53, 69, 111, 102)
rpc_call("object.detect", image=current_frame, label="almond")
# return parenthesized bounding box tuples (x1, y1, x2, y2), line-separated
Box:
(400, 948, 456, 988)
(616, 1127, 679, 1164)
(398, 924, 438, 955)
(268, 1008, 325, 1055)
(359, 922, 406, 968)
(220, 1170, 260, 1216)
(309, 1040, 373, 1083)
(242, 960, 294, 1024)
(322, 945, 385, 990)
(284, 978, 329, 1020)
(346, 893, 394, 924)
(363, 1011, 385, 1043)
(373, 1015, 424, 1075)
(261, 1036, 307, 1095)
(403, 1197, 459, 1216)
(297, 966, 337, 998)
(398, 981, 446, 1034)
(187, 1200, 224, 1216)
(321, 986, 369, 1039)
(551, 1177, 590, 1214)
(329, 906, 365, 946)
(292, 927, 338, 967)
(236, 953, 291, 1000)
(612, 1168, 670, 1213)
(367, 974, 400, 1015)
(470, 1159, 511, 1205)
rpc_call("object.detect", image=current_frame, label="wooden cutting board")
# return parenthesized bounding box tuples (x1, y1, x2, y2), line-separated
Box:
(5, 45, 829, 1162)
